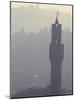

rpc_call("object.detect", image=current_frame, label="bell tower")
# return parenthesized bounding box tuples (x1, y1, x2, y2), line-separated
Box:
(49, 13, 64, 95)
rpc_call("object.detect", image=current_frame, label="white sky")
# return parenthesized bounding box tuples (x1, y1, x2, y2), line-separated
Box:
(11, 2, 72, 14)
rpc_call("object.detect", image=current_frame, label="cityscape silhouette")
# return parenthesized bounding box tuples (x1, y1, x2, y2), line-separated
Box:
(10, 2, 73, 98)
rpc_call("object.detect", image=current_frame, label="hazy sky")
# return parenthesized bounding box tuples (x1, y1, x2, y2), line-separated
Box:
(11, 2, 72, 14)
(11, 2, 72, 34)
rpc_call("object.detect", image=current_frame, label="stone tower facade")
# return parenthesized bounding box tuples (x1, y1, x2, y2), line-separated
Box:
(49, 13, 64, 95)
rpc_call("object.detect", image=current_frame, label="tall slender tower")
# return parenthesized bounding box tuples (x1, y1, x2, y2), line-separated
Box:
(49, 13, 64, 95)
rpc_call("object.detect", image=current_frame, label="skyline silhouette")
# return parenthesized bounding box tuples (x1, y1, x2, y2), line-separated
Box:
(10, 2, 73, 98)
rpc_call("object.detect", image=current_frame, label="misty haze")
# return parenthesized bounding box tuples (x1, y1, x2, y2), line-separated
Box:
(10, 2, 73, 98)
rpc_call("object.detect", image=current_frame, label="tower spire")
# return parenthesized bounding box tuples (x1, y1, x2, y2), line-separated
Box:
(56, 12, 59, 19)
(55, 12, 59, 24)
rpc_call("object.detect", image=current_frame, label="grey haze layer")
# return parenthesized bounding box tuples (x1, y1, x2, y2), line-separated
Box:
(10, 30, 72, 95)
(10, 5, 72, 96)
